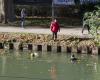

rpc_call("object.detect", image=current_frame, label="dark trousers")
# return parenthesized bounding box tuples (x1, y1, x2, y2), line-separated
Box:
(82, 24, 90, 33)
(21, 18, 25, 28)
(52, 32, 57, 40)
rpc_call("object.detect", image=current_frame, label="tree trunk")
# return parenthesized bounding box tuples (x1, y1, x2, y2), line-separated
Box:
(7, 0, 15, 22)
(3, 0, 8, 24)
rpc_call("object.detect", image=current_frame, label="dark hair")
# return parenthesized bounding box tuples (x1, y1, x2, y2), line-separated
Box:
(72, 54, 75, 57)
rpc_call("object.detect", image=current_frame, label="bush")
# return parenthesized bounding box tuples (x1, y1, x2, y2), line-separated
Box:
(83, 5, 100, 46)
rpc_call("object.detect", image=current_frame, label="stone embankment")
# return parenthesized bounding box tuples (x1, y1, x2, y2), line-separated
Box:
(0, 32, 98, 55)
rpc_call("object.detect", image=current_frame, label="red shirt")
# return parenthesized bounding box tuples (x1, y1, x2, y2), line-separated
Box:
(50, 21, 60, 33)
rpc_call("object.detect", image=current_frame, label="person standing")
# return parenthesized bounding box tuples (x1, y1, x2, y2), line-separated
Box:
(82, 12, 90, 34)
(82, 23, 90, 34)
(50, 19, 60, 41)
(21, 8, 26, 28)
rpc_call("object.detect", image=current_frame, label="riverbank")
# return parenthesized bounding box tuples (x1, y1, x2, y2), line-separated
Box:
(0, 26, 98, 54)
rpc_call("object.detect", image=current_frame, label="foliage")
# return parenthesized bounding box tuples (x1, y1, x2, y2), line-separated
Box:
(83, 5, 100, 46)
(15, 5, 52, 17)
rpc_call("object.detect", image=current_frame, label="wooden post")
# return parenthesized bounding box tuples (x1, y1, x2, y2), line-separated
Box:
(61, 46, 67, 53)
(82, 46, 87, 54)
(14, 42, 20, 50)
(92, 47, 98, 55)
(33, 44, 37, 51)
(52, 44, 57, 53)
(72, 46, 77, 53)
(42, 44, 47, 52)
(4, 43, 9, 50)
(23, 43, 28, 51)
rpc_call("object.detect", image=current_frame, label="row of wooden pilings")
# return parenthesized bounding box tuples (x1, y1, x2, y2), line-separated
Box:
(0, 42, 99, 55)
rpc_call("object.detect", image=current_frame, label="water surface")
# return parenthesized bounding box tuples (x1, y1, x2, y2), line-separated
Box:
(0, 50, 100, 80)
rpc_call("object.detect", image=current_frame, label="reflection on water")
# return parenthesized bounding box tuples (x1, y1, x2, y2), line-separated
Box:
(0, 50, 99, 80)
(50, 64, 57, 80)
(1, 56, 6, 75)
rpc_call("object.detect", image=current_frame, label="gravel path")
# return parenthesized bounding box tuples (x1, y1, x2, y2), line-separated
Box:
(0, 26, 93, 38)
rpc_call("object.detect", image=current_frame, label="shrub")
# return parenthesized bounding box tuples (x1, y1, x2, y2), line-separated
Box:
(83, 5, 100, 46)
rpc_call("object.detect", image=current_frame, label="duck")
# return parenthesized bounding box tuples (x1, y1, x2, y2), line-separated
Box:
(30, 52, 39, 57)
(70, 54, 78, 61)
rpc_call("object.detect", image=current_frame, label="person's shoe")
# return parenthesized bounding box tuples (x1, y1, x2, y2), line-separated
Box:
(54, 38, 57, 41)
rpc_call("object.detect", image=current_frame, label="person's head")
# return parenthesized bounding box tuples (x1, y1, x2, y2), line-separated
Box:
(72, 54, 75, 57)
(54, 19, 57, 22)
(22, 8, 25, 12)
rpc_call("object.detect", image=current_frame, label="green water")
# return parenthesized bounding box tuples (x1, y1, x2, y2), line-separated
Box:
(0, 50, 100, 80)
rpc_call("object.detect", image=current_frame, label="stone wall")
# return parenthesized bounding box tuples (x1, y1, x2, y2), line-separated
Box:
(0, 32, 98, 54)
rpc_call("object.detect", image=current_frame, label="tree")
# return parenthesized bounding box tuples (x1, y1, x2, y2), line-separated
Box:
(83, 5, 100, 46)
(74, 0, 80, 5)
(3, 0, 8, 23)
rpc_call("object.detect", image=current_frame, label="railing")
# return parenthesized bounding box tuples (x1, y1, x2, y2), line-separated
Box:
(54, 0, 99, 6)
(80, 0, 99, 4)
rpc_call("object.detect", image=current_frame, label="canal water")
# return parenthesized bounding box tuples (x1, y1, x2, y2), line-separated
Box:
(0, 50, 100, 80)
